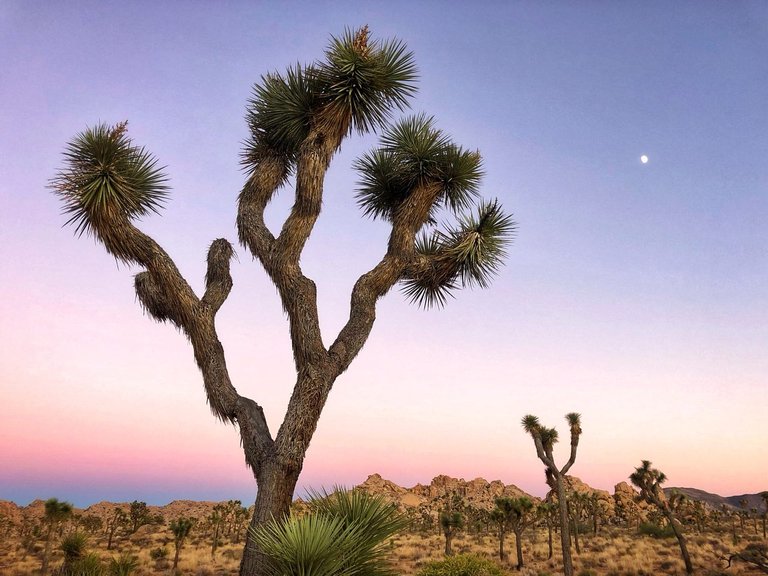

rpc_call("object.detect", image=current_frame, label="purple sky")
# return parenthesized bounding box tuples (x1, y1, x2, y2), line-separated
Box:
(1, 1, 766, 507)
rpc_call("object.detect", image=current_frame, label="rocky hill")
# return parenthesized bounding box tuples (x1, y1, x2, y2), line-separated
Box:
(664, 487, 767, 512)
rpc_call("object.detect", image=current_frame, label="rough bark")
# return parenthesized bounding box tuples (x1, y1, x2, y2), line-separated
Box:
(513, 528, 524, 569)
(664, 508, 694, 574)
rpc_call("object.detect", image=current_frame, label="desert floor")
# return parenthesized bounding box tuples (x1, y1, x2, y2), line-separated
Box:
(1, 523, 764, 576)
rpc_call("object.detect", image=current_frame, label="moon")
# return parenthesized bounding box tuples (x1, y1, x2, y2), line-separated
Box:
(640, 155, 649, 164)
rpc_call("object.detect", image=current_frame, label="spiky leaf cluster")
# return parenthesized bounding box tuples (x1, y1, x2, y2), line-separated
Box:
(251, 488, 406, 576)
(355, 114, 481, 222)
(243, 26, 417, 175)
(316, 26, 417, 136)
(51, 122, 169, 237)
(521, 414, 560, 451)
(630, 460, 667, 502)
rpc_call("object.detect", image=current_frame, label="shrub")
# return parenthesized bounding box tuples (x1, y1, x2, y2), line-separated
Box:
(637, 522, 675, 539)
(251, 489, 408, 576)
(416, 554, 505, 576)
(108, 552, 139, 576)
(150, 547, 168, 561)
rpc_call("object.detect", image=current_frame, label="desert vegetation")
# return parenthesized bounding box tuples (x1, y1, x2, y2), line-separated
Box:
(2, 478, 767, 576)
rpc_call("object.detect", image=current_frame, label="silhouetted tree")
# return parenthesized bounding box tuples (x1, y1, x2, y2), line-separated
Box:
(630, 460, 693, 575)
(106, 507, 127, 550)
(522, 413, 582, 576)
(50, 26, 514, 576)
(128, 501, 150, 534)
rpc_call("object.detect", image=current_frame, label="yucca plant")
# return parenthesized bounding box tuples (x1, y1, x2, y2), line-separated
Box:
(250, 488, 406, 576)
(52, 26, 514, 576)
(107, 552, 139, 576)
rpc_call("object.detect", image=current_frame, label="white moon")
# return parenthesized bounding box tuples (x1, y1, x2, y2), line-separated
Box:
(640, 155, 649, 164)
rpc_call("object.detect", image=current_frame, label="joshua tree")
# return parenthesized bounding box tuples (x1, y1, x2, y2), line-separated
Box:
(41, 497, 74, 575)
(209, 504, 226, 560)
(630, 460, 694, 575)
(50, 26, 514, 576)
(507, 497, 535, 570)
(521, 413, 582, 576)
(106, 507, 127, 550)
(128, 501, 150, 534)
(490, 497, 514, 561)
(537, 501, 557, 560)
(170, 517, 194, 575)
(760, 491, 768, 539)
(440, 511, 464, 556)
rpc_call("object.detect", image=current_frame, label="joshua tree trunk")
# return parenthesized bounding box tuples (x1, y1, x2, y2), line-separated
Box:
(555, 477, 574, 576)
(240, 458, 302, 575)
(547, 519, 554, 559)
(444, 530, 453, 556)
(513, 528, 525, 569)
(498, 526, 506, 561)
(664, 511, 694, 575)
(570, 513, 580, 555)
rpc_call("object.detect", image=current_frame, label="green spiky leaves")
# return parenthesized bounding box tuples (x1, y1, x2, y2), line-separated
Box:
(317, 26, 417, 136)
(51, 121, 169, 237)
(355, 114, 513, 308)
(356, 114, 480, 221)
(242, 26, 417, 175)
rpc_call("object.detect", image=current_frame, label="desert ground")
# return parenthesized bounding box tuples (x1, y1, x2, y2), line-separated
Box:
(2, 474, 765, 576)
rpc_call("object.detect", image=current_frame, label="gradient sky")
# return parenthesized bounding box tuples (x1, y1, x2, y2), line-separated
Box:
(1, 1, 766, 508)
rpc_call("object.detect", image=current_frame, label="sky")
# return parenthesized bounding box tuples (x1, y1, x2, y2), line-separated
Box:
(1, 1, 766, 508)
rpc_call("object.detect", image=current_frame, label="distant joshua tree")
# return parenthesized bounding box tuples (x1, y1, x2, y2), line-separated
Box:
(760, 491, 768, 539)
(106, 507, 127, 550)
(506, 497, 535, 570)
(440, 510, 463, 556)
(490, 497, 514, 561)
(170, 517, 194, 575)
(537, 501, 558, 560)
(522, 413, 582, 576)
(630, 460, 694, 575)
(129, 500, 150, 534)
(41, 497, 74, 575)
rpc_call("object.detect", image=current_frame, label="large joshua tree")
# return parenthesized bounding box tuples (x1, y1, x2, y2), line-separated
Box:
(630, 460, 694, 575)
(50, 27, 514, 576)
(521, 413, 582, 576)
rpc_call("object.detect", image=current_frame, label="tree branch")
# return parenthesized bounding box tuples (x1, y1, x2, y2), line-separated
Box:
(329, 183, 441, 373)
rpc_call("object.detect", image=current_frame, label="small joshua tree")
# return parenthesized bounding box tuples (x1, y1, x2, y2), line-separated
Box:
(106, 507, 127, 550)
(760, 491, 768, 539)
(630, 460, 694, 575)
(507, 497, 535, 570)
(41, 498, 74, 575)
(170, 517, 194, 575)
(521, 413, 582, 576)
(440, 511, 463, 556)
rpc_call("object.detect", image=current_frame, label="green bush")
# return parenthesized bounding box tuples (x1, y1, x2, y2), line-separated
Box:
(416, 554, 505, 576)
(637, 522, 675, 538)
(149, 547, 168, 561)
(251, 488, 408, 576)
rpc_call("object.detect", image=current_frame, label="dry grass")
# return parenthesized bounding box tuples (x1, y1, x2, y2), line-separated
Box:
(1, 523, 763, 575)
